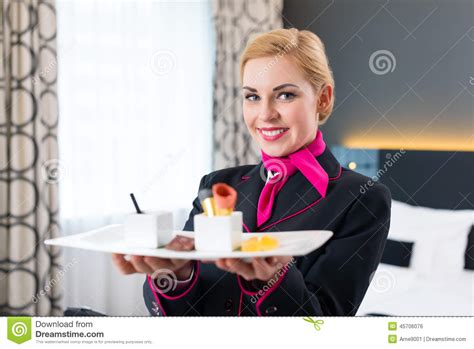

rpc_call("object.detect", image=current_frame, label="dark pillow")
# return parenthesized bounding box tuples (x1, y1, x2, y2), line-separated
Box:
(464, 225, 474, 271)
(381, 239, 414, 267)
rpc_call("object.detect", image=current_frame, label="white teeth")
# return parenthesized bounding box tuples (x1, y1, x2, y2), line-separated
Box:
(261, 129, 286, 136)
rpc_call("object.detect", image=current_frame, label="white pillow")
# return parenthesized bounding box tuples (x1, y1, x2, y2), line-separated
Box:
(388, 200, 473, 275)
(358, 201, 473, 316)
(358, 264, 474, 315)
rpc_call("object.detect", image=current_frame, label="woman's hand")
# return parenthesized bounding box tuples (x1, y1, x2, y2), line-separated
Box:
(212, 256, 293, 282)
(112, 235, 195, 280)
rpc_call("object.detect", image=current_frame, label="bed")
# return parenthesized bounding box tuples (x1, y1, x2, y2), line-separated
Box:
(330, 146, 474, 316)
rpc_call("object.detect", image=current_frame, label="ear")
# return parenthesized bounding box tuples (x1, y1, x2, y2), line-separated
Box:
(316, 84, 333, 114)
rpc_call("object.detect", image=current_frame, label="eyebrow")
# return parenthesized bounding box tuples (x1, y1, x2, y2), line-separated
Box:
(242, 83, 300, 92)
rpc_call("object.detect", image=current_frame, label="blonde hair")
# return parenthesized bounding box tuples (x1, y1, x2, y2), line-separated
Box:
(240, 28, 335, 124)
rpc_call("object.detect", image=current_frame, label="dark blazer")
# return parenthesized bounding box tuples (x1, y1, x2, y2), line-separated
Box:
(143, 147, 391, 316)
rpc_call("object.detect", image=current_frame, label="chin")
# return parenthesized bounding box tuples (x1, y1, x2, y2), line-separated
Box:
(260, 145, 289, 158)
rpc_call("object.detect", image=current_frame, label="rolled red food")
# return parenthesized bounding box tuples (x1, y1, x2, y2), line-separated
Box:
(212, 183, 237, 213)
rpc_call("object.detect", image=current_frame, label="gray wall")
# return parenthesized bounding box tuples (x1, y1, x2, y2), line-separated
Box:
(283, 0, 473, 150)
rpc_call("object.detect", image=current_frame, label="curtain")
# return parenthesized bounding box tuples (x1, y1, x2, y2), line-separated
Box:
(0, 0, 61, 316)
(212, 0, 283, 169)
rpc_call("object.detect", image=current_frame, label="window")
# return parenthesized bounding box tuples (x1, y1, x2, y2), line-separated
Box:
(57, 0, 214, 220)
(56, 0, 214, 316)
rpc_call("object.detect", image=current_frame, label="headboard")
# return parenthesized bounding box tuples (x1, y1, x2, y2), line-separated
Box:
(331, 146, 474, 210)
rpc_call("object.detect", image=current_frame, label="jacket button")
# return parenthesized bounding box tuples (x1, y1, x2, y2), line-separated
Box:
(265, 306, 278, 315)
(224, 298, 234, 312)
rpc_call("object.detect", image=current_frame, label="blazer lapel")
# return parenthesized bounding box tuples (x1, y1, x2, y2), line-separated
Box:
(258, 147, 341, 231)
(233, 147, 341, 232)
(234, 162, 265, 233)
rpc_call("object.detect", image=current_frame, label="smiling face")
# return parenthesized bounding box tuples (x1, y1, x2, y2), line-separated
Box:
(242, 55, 326, 157)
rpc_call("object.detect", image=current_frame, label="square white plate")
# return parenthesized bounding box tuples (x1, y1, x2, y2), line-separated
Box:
(45, 224, 333, 260)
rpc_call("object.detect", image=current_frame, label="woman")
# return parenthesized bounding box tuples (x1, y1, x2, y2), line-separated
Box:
(112, 28, 391, 316)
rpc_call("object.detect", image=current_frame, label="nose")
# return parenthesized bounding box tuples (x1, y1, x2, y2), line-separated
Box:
(258, 100, 279, 122)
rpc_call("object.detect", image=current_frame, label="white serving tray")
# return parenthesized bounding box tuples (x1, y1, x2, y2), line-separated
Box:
(44, 224, 333, 260)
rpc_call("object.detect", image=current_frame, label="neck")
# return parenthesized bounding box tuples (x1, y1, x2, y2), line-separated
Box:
(300, 132, 319, 151)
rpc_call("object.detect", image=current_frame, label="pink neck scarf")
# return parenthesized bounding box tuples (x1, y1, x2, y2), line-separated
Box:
(257, 130, 328, 227)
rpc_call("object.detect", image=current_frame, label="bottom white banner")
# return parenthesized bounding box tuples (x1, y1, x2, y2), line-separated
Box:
(0, 316, 472, 348)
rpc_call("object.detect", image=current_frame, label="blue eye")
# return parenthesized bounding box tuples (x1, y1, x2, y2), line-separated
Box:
(278, 92, 295, 100)
(245, 94, 260, 101)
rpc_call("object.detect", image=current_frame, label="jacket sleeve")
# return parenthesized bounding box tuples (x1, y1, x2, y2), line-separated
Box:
(237, 183, 392, 316)
(143, 175, 208, 316)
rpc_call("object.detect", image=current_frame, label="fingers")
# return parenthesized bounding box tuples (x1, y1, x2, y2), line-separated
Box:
(275, 256, 294, 267)
(142, 255, 190, 277)
(216, 256, 294, 282)
(233, 260, 255, 281)
(112, 253, 137, 275)
(215, 258, 230, 271)
(214, 257, 279, 281)
(216, 258, 239, 273)
(112, 253, 163, 275)
(265, 256, 278, 266)
(166, 236, 195, 269)
(252, 257, 273, 281)
(129, 255, 154, 275)
(220, 258, 255, 281)
(166, 235, 194, 251)
(143, 256, 170, 271)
